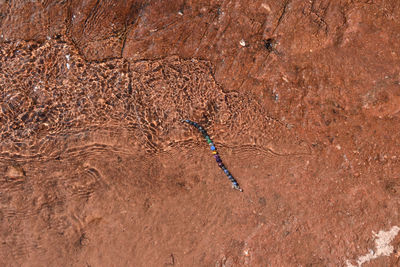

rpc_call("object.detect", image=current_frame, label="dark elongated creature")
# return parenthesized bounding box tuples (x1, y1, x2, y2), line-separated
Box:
(182, 119, 243, 192)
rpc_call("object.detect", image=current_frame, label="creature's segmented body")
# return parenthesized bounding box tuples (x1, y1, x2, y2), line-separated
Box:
(182, 119, 243, 192)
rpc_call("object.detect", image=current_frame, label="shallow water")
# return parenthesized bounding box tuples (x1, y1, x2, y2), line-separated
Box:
(0, 40, 309, 266)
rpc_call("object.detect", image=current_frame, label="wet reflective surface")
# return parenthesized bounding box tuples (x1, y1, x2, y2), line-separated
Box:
(1, 39, 400, 266)
(0, 40, 307, 266)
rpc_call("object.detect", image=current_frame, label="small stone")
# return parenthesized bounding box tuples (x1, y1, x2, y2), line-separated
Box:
(6, 165, 25, 178)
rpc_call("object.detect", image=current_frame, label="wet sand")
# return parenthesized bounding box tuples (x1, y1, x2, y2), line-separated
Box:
(1, 1, 400, 266)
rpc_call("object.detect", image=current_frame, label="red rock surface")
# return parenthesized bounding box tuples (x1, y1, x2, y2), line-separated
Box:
(1, 0, 400, 266)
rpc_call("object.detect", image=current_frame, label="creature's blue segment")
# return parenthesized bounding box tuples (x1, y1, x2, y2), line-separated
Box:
(181, 119, 243, 192)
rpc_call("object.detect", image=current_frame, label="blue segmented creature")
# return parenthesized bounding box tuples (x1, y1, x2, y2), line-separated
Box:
(182, 119, 243, 192)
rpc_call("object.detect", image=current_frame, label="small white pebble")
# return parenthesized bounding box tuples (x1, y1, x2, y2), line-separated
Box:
(66, 63, 70, 69)
(243, 248, 249, 256)
(178, 10, 183, 16)
(261, 3, 271, 12)
(239, 39, 246, 47)
(65, 54, 70, 61)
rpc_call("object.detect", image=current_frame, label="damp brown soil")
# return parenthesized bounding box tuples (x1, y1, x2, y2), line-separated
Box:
(1, 1, 400, 267)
